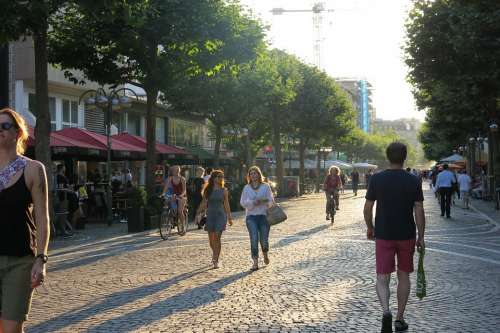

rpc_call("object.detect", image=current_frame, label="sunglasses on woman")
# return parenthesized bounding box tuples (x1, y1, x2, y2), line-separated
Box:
(0, 122, 16, 131)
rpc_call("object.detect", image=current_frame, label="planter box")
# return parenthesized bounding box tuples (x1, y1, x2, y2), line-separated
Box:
(144, 213, 159, 230)
(127, 206, 144, 233)
(148, 215, 159, 230)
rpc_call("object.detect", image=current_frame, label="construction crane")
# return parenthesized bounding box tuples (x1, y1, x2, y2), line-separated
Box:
(271, 2, 334, 70)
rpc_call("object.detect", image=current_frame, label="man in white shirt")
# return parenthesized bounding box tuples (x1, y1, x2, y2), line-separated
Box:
(457, 170, 472, 209)
(435, 164, 457, 218)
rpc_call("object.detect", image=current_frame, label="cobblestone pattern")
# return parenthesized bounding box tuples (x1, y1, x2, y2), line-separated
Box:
(26, 185, 500, 332)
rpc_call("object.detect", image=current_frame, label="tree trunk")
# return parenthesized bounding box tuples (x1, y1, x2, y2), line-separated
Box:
(245, 130, 252, 169)
(213, 123, 222, 168)
(145, 88, 159, 198)
(271, 112, 284, 196)
(315, 150, 321, 193)
(33, 25, 55, 224)
(298, 138, 306, 195)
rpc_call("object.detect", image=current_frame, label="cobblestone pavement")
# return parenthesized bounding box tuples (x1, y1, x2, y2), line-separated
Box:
(26, 185, 500, 332)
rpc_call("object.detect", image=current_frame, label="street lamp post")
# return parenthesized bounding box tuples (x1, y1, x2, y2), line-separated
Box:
(469, 137, 476, 178)
(319, 147, 332, 172)
(489, 121, 499, 208)
(79, 87, 138, 226)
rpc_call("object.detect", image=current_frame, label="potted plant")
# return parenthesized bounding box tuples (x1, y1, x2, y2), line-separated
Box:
(126, 186, 146, 232)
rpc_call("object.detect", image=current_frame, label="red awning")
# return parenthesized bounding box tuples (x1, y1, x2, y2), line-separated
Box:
(56, 128, 144, 152)
(27, 127, 103, 150)
(112, 133, 187, 155)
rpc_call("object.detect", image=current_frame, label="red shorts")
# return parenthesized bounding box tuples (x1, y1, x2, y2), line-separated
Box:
(376, 239, 416, 274)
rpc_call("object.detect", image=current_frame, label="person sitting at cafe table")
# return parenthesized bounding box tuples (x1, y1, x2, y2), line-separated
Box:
(54, 164, 72, 236)
(111, 170, 122, 193)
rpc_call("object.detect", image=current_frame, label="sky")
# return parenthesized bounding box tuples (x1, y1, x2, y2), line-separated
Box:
(240, 0, 424, 121)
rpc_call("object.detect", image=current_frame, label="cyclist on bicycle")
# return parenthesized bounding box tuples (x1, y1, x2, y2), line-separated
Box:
(162, 165, 187, 229)
(324, 166, 343, 220)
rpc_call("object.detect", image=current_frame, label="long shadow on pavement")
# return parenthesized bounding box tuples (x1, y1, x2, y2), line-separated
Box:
(28, 267, 212, 333)
(49, 237, 161, 272)
(272, 224, 330, 249)
(85, 270, 253, 333)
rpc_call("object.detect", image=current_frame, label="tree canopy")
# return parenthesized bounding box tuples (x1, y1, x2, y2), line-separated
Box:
(49, 0, 265, 194)
(405, 0, 500, 160)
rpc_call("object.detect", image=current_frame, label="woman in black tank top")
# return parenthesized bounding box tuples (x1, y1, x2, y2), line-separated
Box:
(0, 109, 50, 331)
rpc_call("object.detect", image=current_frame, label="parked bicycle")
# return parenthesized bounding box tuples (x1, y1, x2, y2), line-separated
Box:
(159, 194, 188, 240)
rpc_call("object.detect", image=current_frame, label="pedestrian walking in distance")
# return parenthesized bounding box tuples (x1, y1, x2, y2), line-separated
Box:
(196, 170, 232, 269)
(0, 109, 50, 333)
(350, 169, 360, 195)
(190, 167, 205, 229)
(240, 166, 274, 271)
(363, 142, 426, 333)
(457, 170, 472, 209)
(435, 164, 456, 218)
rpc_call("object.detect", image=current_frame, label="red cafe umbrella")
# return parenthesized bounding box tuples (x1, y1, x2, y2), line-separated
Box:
(112, 132, 187, 156)
(27, 126, 103, 150)
(55, 128, 144, 152)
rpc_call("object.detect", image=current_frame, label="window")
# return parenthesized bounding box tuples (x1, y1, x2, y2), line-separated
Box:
(28, 93, 56, 130)
(156, 117, 166, 144)
(127, 113, 141, 136)
(62, 99, 79, 128)
(168, 118, 202, 147)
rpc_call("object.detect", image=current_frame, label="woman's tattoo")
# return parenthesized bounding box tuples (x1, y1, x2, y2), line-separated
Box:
(38, 166, 46, 194)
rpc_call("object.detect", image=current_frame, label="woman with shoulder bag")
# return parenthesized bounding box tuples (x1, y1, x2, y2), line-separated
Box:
(0, 109, 50, 333)
(195, 170, 233, 269)
(240, 166, 274, 271)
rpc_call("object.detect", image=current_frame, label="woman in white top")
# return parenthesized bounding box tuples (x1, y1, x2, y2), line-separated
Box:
(240, 166, 274, 271)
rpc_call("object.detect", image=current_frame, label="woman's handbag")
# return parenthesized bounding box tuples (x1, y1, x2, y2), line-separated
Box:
(266, 203, 287, 225)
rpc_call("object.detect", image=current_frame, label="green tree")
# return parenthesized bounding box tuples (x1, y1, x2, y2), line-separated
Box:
(405, 0, 500, 161)
(0, 0, 68, 186)
(49, 0, 263, 195)
(288, 64, 356, 193)
(259, 50, 302, 195)
(173, 70, 243, 167)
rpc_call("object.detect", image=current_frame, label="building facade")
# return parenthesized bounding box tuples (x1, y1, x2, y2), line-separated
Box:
(8, 38, 224, 184)
(335, 78, 376, 133)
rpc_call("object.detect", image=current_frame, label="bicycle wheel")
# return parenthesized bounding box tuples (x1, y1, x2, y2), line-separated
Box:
(329, 200, 336, 224)
(159, 211, 173, 240)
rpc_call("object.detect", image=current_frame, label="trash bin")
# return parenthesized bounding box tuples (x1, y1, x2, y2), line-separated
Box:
(127, 206, 144, 233)
(282, 176, 300, 197)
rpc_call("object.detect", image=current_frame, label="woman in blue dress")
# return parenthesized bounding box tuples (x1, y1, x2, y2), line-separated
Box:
(196, 170, 232, 268)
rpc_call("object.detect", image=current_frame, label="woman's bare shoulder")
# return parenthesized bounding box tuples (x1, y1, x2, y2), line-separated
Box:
(25, 158, 46, 174)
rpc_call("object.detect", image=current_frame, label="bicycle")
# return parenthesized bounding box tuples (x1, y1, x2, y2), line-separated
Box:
(159, 195, 188, 240)
(326, 190, 338, 224)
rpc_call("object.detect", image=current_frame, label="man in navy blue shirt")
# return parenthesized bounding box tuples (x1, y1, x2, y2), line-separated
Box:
(364, 142, 426, 333)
